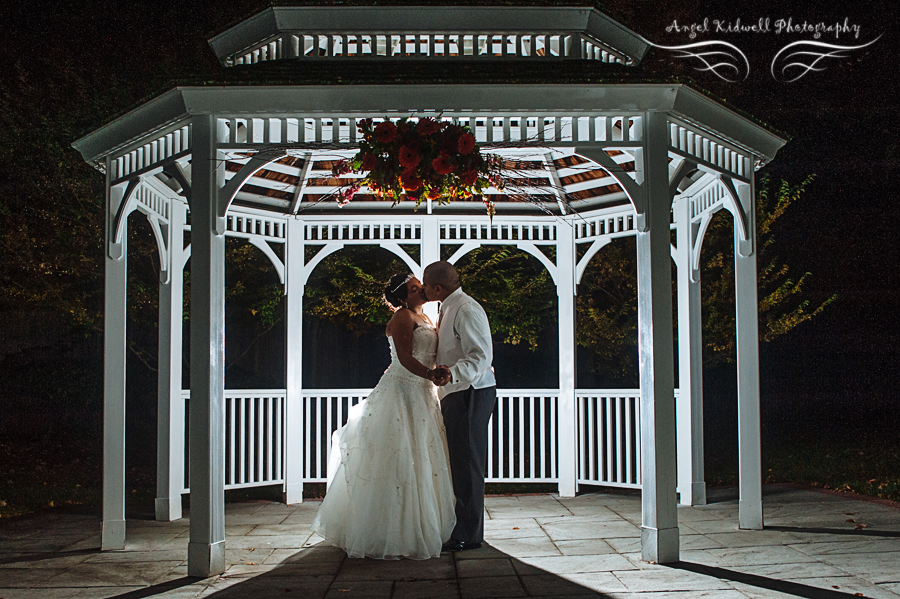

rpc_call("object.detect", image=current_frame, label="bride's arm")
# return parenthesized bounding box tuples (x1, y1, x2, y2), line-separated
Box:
(389, 310, 435, 380)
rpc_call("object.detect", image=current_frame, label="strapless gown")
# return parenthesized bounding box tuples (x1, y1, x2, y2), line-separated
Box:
(311, 325, 456, 559)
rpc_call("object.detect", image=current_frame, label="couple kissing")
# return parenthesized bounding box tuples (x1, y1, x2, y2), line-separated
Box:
(311, 260, 497, 559)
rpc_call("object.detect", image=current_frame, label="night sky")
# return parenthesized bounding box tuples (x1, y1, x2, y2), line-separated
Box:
(3, 0, 898, 436)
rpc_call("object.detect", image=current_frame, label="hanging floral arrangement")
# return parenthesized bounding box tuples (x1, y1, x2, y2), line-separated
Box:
(332, 117, 505, 217)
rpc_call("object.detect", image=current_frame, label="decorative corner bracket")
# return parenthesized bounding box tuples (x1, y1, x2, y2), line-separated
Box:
(216, 152, 284, 235)
(574, 147, 646, 231)
(718, 175, 753, 258)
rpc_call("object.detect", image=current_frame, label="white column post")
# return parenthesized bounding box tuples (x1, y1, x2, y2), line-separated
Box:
(421, 218, 440, 323)
(674, 197, 706, 506)
(187, 115, 227, 577)
(102, 179, 128, 551)
(557, 218, 577, 498)
(283, 218, 305, 504)
(734, 179, 763, 530)
(156, 199, 186, 521)
(636, 111, 679, 563)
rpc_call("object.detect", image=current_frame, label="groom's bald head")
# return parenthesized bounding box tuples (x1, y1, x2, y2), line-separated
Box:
(422, 261, 460, 302)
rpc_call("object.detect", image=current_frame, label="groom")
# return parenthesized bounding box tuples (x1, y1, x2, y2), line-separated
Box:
(422, 261, 497, 552)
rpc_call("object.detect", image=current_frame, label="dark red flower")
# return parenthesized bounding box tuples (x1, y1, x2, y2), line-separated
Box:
(432, 153, 455, 175)
(440, 135, 459, 155)
(373, 121, 397, 143)
(398, 145, 421, 169)
(400, 171, 423, 191)
(458, 132, 476, 155)
(463, 169, 479, 186)
(428, 186, 442, 199)
(332, 159, 352, 177)
(416, 118, 440, 136)
(361, 152, 377, 171)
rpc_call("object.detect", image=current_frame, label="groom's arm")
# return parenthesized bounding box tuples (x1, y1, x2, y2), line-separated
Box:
(447, 304, 493, 387)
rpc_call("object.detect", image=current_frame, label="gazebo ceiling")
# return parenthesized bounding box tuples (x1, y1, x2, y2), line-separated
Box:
(216, 147, 640, 216)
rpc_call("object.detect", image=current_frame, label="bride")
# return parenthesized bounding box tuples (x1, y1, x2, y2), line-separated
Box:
(311, 273, 457, 559)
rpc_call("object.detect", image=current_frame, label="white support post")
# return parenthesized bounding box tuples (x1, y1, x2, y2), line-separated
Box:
(675, 197, 706, 506)
(556, 218, 577, 498)
(187, 115, 227, 577)
(734, 180, 763, 530)
(421, 218, 441, 323)
(283, 218, 305, 504)
(156, 199, 186, 521)
(102, 181, 128, 551)
(636, 111, 679, 563)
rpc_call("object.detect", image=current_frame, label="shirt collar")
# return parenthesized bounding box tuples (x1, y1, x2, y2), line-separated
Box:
(440, 287, 464, 311)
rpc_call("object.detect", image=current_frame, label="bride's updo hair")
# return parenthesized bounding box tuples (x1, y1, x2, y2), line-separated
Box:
(383, 273, 413, 310)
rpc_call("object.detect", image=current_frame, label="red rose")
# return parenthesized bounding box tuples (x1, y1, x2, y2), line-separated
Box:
(462, 169, 479, 186)
(416, 118, 440, 136)
(373, 121, 397, 143)
(458, 132, 476, 155)
(398, 145, 421, 169)
(361, 152, 377, 171)
(432, 153, 455, 175)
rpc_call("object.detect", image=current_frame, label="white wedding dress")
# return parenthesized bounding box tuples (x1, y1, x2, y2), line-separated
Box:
(311, 324, 457, 559)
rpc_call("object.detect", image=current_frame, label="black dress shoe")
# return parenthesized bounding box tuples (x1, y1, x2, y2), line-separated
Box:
(442, 539, 482, 552)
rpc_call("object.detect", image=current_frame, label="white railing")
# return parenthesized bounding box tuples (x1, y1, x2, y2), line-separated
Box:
(227, 33, 627, 66)
(487, 391, 559, 482)
(180, 387, 648, 492)
(576, 390, 641, 489)
(182, 390, 286, 492)
(300, 389, 559, 483)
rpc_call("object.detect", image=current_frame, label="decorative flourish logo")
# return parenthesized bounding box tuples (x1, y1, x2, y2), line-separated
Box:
(652, 17, 880, 82)
(648, 41, 750, 82)
(770, 37, 882, 82)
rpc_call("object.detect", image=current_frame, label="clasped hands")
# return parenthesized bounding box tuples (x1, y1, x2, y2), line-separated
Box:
(426, 365, 451, 386)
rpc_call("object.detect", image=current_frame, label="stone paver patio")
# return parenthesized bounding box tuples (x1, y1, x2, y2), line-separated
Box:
(1, 485, 899, 598)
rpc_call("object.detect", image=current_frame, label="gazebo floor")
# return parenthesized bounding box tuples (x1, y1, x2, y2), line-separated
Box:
(1, 485, 899, 598)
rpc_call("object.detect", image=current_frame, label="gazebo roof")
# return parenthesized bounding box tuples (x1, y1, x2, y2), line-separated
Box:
(71, 5, 785, 217)
(208, 5, 651, 67)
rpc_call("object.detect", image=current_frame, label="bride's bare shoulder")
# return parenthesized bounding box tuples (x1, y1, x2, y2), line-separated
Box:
(385, 308, 415, 336)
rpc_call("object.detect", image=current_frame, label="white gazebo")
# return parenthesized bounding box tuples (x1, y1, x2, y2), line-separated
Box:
(73, 5, 785, 576)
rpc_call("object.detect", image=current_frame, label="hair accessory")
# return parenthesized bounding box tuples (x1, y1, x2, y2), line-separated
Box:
(391, 274, 414, 293)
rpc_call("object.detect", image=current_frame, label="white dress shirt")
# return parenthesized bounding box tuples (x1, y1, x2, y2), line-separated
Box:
(436, 287, 495, 399)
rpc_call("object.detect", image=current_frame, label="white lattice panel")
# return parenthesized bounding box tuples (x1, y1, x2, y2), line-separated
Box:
(228, 33, 627, 66)
(440, 222, 556, 242)
(113, 125, 191, 182)
(215, 115, 642, 147)
(669, 121, 751, 180)
(304, 222, 422, 242)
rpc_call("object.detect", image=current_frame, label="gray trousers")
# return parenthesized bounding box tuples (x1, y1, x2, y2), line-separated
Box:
(441, 385, 498, 544)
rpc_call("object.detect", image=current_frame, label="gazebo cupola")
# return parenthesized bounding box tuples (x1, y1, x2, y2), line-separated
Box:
(73, 4, 785, 578)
